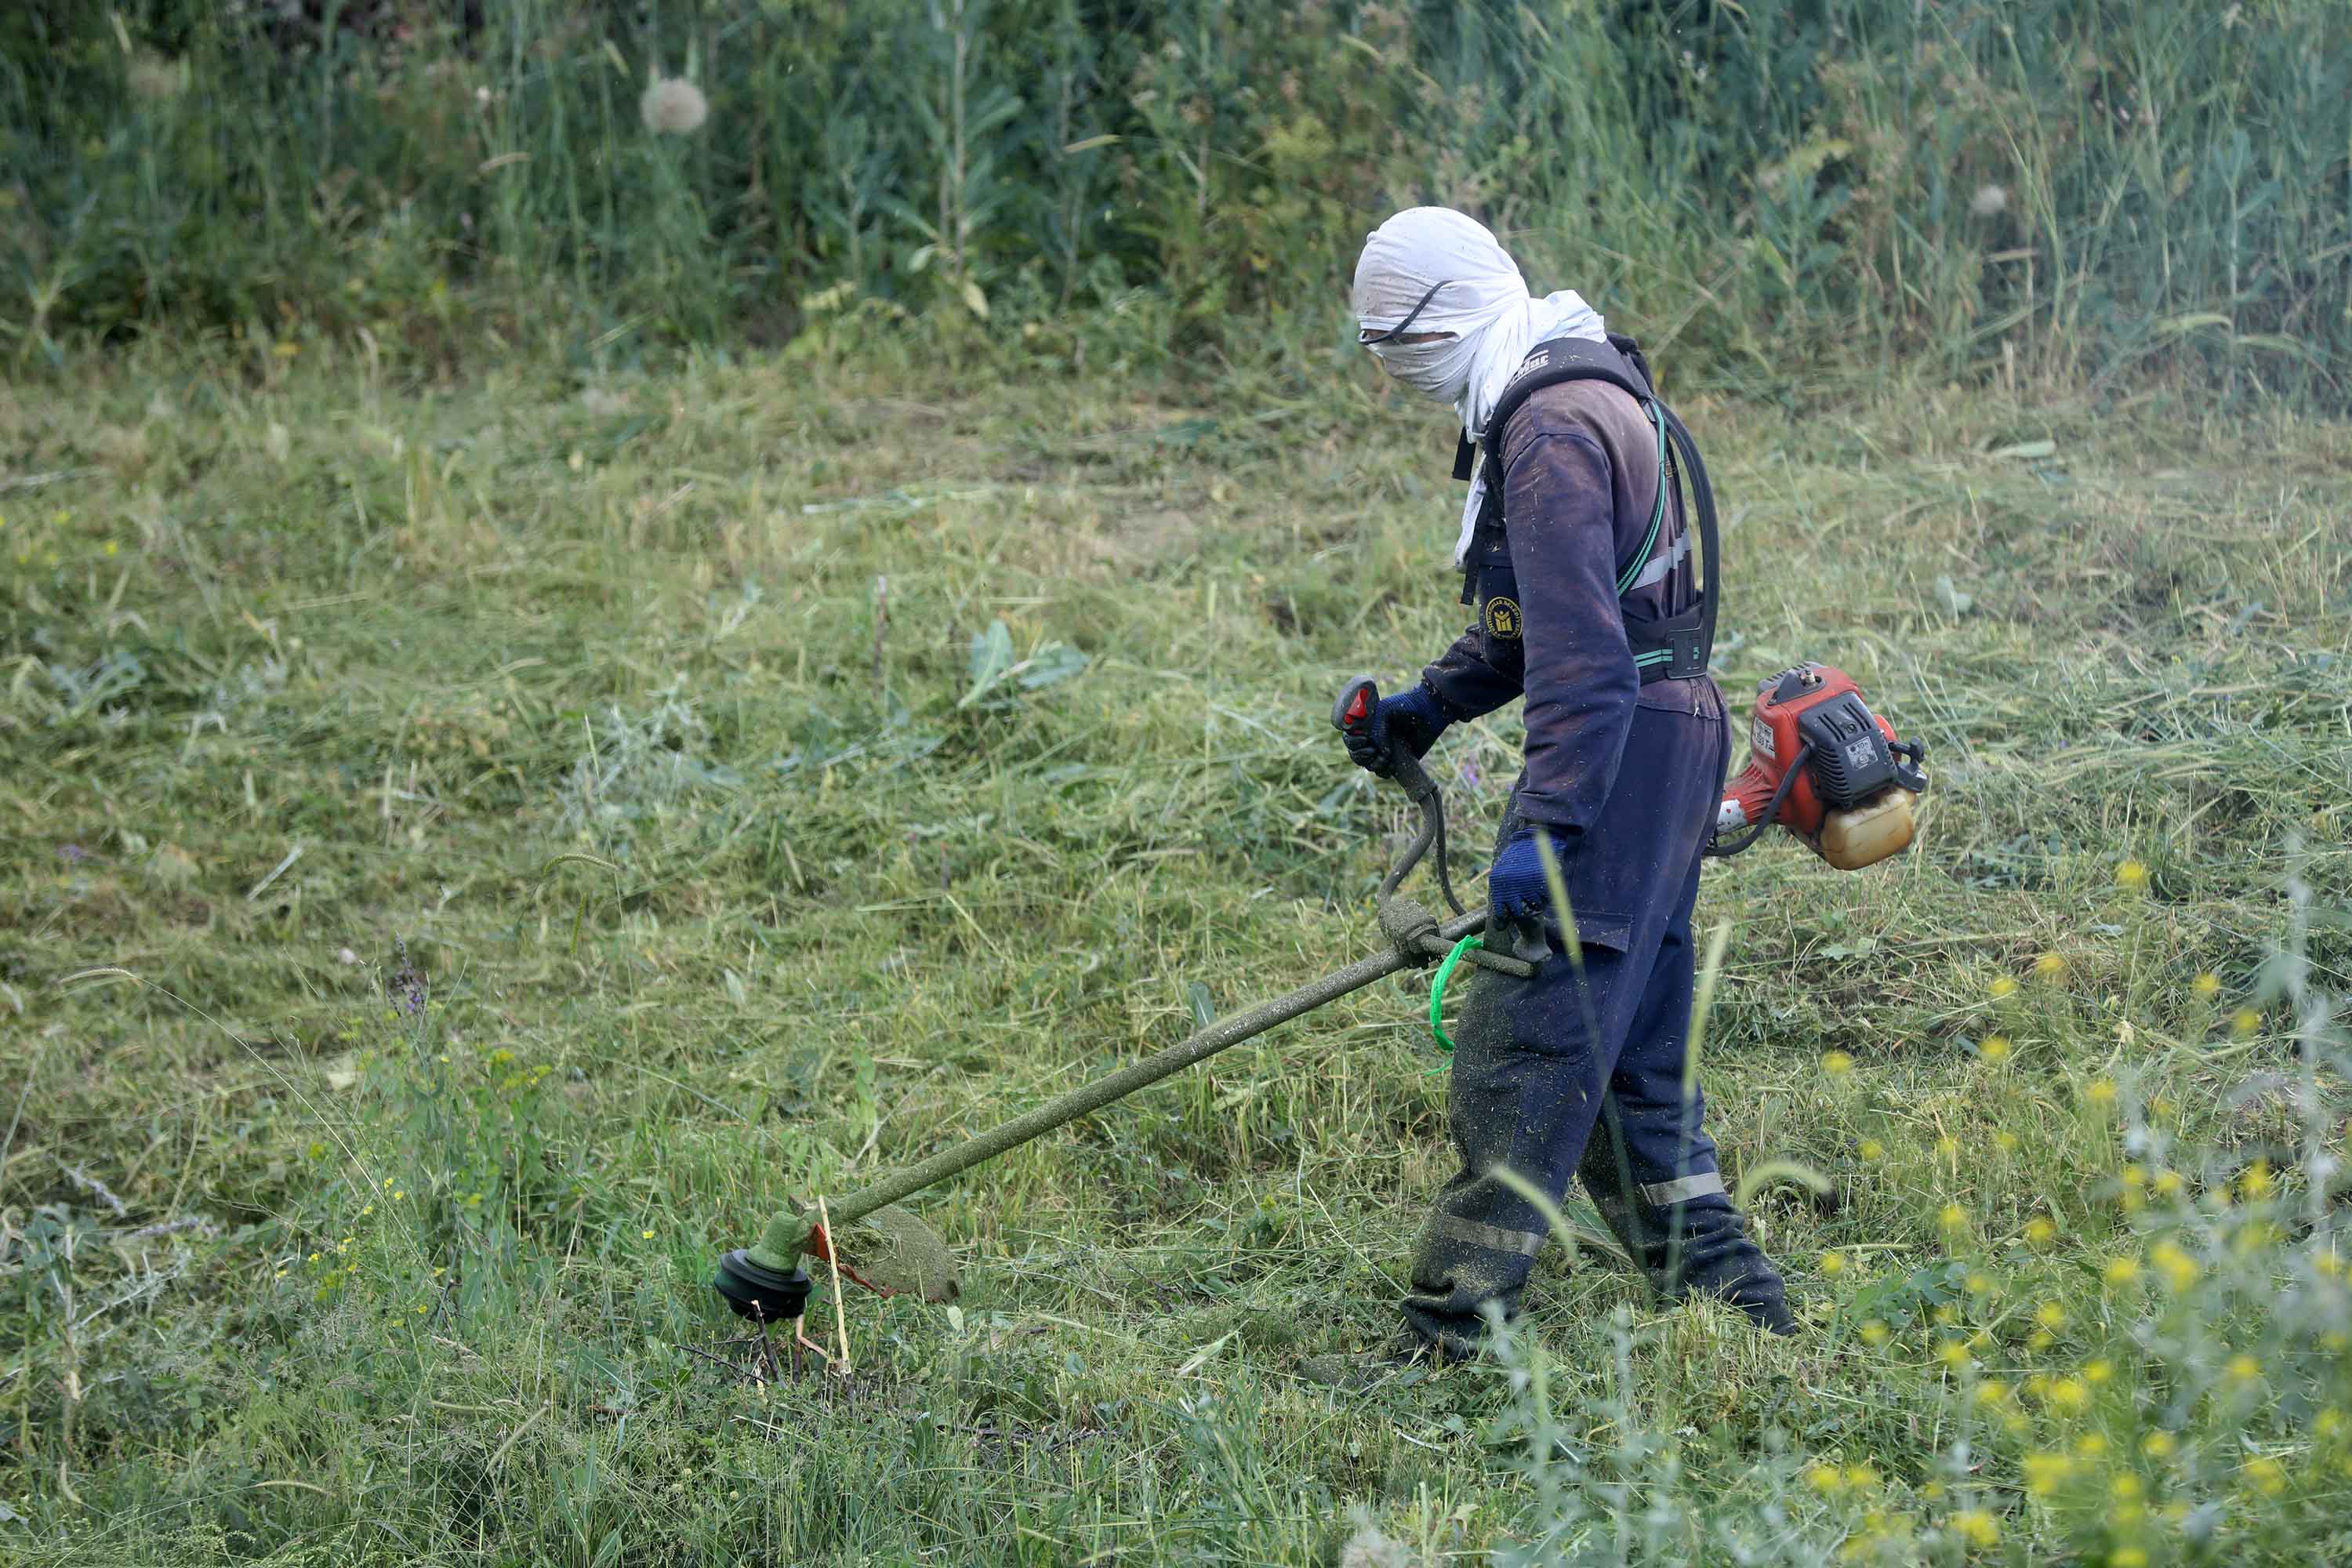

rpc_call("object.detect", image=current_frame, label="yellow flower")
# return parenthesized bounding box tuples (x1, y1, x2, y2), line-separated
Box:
(1921, 1482, 1946, 1501)
(307, 1141, 328, 1160)
(2085, 1359, 2114, 1385)
(1973, 1379, 2012, 1408)
(1936, 1135, 1961, 1160)
(2045, 1376, 2090, 1415)
(2034, 953, 2066, 980)
(102, 540, 118, 557)
(2313, 1250, 2344, 1281)
(1820, 1050, 1856, 1076)
(1980, 1035, 2011, 1063)
(2024, 1216, 2057, 1247)
(1940, 1203, 1968, 1231)
(1858, 1137, 1886, 1160)
(1845, 1464, 1881, 1491)
(2193, 971, 2220, 997)
(2021, 1450, 2073, 1496)
(2110, 1472, 2143, 1501)
(2112, 1544, 2148, 1567)
(1806, 1463, 1843, 1494)
(1966, 1272, 1996, 1297)
(2240, 1160, 2274, 1200)
(2115, 859, 2149, 890)
(2074, 1432, 2108, 1458)
(2151, 1169, 2184, 1199)
(2085, 1078, 2118, 1107)
(1820, 1250, 1847, 1276)
(1994, 1131, 2020, 1152)
(2225, 1352, 2262, 1385)
(1936, 1340, 1969, 1370)
(1934, 1305, 1960, 1326)
(1951, 1508, 1998, 1548)
(2034, 1300, 2067, 1330)
(2245, 1456, 2287, 1496)
(1860, 1320, 1891, 1347)
(2150, 1241, 2199, 1292)
(2232, 1007, 2260, 1036)
(2141, 1431, 2176, 1459)
(1989, 975, 2018, 1000)
(641, 1229, 655, 1240)
(2315, 1409, 2344, 1439)
(2028, 1328, 2056, 1351)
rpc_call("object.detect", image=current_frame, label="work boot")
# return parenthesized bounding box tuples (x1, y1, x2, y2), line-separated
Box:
(1591, 1190, 1797, 1334)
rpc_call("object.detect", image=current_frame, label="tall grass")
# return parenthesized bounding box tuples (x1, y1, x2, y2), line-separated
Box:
(3, 1, 2347, 394)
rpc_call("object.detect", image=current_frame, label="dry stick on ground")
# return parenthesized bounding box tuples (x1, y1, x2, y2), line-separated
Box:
(818, 1194, 853, 1381)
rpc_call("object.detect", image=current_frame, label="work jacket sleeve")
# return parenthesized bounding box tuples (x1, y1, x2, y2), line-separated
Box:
(1501, 430, 1639, 840)
(1419, 622, 1523, 722)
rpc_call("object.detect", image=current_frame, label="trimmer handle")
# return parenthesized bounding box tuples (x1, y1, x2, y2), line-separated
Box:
(1332, 674, 1436, 799)
(1334, 673, 1455, 913)
(1332, 673, 1380, 739)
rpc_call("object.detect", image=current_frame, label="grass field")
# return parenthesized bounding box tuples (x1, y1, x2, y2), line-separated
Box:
(3, 342, 2349, 1565)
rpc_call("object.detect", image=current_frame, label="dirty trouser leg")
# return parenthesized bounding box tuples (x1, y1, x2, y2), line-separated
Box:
(1576, 871, 1795, 1333)
(1398, 935, 1639, 1357)
(1399, 696, 1718, 1355)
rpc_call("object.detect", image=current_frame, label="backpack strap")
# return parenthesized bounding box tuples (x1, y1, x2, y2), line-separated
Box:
(1463, 332, 1720, 684)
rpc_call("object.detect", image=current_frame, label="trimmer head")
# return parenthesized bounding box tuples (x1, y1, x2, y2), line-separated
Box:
(711, 1249, 813, 1323)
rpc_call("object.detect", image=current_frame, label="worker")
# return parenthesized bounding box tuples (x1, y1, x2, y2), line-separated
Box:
(1341, 207, 1794, 1359)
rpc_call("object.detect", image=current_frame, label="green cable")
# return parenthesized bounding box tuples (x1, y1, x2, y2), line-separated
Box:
(1428, 934, 1485, 1054)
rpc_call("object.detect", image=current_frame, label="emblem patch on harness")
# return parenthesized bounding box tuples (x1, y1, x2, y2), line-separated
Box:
(1483, 596, 1523, 641)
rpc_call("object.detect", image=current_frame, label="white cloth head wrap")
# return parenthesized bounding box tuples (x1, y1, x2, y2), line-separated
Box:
(1352, 208, 1606, 562)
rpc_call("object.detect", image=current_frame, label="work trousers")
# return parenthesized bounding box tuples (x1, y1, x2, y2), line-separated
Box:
(1403, 681, 1782, 1352)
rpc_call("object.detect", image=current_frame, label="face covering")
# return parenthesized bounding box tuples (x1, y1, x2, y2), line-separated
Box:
(1352, 208, 1606, 561)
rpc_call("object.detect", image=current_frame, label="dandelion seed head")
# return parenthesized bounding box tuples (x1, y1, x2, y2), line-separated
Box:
(641, 74, 709, 135)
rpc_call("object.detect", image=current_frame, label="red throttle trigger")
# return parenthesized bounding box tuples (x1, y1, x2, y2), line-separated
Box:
(1333, 675, 1381, 737)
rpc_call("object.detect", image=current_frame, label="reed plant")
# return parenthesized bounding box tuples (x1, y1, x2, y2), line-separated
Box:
(2, 1, 2343, 395)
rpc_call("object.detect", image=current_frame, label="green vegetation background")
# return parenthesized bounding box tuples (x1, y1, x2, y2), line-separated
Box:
(6, 0, 2349, 396)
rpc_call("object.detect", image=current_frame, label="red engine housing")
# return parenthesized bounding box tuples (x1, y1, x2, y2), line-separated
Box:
(1723, 664, 1895, 837)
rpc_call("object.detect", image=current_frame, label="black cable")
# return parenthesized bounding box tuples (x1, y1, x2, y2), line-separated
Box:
(1704, 742, 1812, 858)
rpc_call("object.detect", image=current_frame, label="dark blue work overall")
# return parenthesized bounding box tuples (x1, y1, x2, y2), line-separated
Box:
(1397, 348, 1790, 1351)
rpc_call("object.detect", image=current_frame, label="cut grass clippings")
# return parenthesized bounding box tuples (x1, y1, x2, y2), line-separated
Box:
(2, 343, 2349, 1565)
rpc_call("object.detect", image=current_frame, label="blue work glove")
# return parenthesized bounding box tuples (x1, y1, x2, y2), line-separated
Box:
(1487, 827, 1576, 924)
(1343, 682, 1450, 777)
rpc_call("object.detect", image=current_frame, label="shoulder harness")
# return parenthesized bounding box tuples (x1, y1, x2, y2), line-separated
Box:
(1454, 332, 1719, 684)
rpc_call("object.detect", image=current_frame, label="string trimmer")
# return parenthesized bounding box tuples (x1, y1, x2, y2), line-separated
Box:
(709, 676, 1538, 1332)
